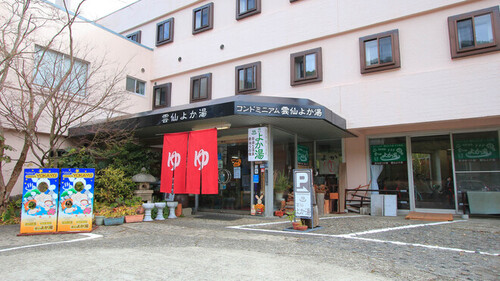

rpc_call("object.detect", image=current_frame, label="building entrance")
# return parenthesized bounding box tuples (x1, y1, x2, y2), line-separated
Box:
(411, 135, 455, 209)
(199, 143, 251, 211)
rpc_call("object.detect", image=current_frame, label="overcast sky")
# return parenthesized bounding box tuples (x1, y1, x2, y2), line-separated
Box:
(50, 0, 138, 20)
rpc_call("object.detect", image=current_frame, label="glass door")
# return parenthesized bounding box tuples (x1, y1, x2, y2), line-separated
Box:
(411, 135, 455, 209)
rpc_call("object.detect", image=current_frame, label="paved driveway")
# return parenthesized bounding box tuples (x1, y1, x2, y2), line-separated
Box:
(0, 214, 498, 280)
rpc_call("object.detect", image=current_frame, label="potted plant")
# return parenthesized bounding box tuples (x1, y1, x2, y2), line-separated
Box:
(274, 171, 289, 203)
(93, 202, 107, 226)
(102, 207, 126, 226)
(286, 211, 301, 229)
(124, 197, 145, 223)
(124, 205, 144, 223)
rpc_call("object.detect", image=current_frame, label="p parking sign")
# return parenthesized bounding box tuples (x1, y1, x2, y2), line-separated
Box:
(293, 169, 313, 219)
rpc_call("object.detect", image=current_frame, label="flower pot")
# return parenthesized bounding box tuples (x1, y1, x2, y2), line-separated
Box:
(175, 203, 182, 217)
(103, 216, 124, 226)
(95, 216, 105, 226)
(274, 210, 284, 217)
(296, 225, 308, 231)
(292, 222, 301, 229)
(125, 214, 144, 223)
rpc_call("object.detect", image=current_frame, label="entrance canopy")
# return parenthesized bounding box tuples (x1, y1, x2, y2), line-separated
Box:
(69, 96, 356, 143)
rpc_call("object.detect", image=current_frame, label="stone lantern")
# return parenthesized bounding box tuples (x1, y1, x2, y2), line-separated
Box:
(132, 167, 156, 203)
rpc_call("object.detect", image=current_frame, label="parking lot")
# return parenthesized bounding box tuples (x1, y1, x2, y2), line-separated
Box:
(0, 213, 498, 280)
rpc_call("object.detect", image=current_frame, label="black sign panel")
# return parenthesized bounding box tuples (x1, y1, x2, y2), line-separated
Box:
(235, 101, 324, 119)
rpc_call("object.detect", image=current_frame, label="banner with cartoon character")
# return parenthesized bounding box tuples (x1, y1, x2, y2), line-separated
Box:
(57, 168, 95, 232)
(20, 169, 60, 234)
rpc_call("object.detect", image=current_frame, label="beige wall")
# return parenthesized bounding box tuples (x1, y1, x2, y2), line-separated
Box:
(99, 0, 500, 129)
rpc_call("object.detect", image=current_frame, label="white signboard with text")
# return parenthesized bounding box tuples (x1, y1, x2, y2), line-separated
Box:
(293, 169, 313, 219)
(248, 127, 268, 161)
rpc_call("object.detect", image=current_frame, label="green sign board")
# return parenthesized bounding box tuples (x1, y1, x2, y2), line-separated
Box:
(454, 138, 499, 161)
(297, 144, 309, 165)
(370, 144, 407, 165)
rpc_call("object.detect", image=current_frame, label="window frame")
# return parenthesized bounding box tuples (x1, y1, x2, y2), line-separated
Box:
(126, 31, 141, 43)
(153, 82, 171, 109)
(126, 76, 146, 96)
(192, 3, 214, 35)
(190, 73, 212, 103)
(33, 45, 89, 96)
(235, 61, 261, 95)
(448, 6, 500, 59)
(359, 29, 400, 74)
(236, 0, 261, 20)
(156, 18, 174, 46)
(290, 47, 322, 86)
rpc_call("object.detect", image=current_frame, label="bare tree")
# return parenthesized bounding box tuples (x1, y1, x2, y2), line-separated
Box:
(0, 0, 128, 208)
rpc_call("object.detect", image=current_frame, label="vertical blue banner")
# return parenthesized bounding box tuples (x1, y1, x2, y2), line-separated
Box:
(20, 169, 60, 234)
(57, 168, 95, 232)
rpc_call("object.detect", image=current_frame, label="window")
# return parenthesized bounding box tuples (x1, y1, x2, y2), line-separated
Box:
(190, 73, 212, 103)
(126, 31, 141, 43)
(235, 61, 261, 94)
(236, 0, 261, 20)
(153, 83, 171, 109)
(290, 47, 322, 86)
(126, 76, 146, 96)
(156, 18, 174, 46)
(359, 29, 400, 74)
(448, 6, 500, 59)
(193, 3, 213, 34)
(34, 46, 88, 95)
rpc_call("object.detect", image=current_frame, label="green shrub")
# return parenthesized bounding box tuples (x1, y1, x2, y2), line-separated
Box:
(94, 167, 136, 205)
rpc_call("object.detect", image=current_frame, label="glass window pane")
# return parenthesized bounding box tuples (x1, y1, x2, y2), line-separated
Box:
(457, 19, 474, 49)
(202, 8, 209, 27)
(474, 14, 494, 45)
(158, 25, 164, 41)
(137, 81, 145, 95)
(238, 69, 245, 90)
(155, 88, 161, 106)
(294, 56, 304, 79)
(411, 135, 454, 209)
(163, 22, 170, 40)
(245, 67, 254, 89)
(248, 0, 255, 10)
(195, 11, 201, 29)
(305, 53, 316, 78)
(365, 39, 378, 66)
(193, 79, 200, 99)
(239, 0, 247, 14)
(126, 77, 135, 92)
(200, 77, 208, 99)
(369, 137, 409, 210)
(379, 36, 393, 64)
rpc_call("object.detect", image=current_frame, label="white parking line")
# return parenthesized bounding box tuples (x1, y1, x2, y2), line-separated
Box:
(0, 233, 103, 253)
(227, 217, 500, 256)
(338, 220, 465, 238)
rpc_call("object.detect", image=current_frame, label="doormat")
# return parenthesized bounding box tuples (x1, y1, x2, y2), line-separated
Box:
(405, 212, 453, 221)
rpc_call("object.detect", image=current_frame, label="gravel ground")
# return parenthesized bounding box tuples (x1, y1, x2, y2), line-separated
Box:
(0, 213, 498, 280)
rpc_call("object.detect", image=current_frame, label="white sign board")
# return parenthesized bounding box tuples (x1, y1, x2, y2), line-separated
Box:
(248, 127, 268, 161)
(293, 169, 313, 219)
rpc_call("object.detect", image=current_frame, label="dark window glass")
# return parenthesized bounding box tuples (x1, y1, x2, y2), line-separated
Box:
(235, 62, 260, 94)
(193, 3, 213, 34)
(190, 73, 212, 102)
(457, 19, 474, 49)
(290, 48, 321, 85)
(359, 29, 400, 74)
(156, 18, 174, 46)
(448, 6, 500, 58)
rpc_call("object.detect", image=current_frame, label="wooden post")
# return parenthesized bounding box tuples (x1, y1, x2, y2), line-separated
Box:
(338, 163, 347, 213)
